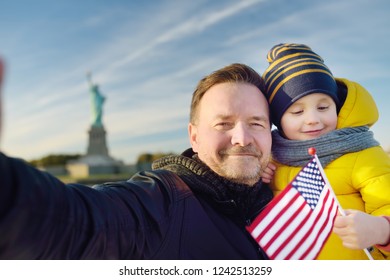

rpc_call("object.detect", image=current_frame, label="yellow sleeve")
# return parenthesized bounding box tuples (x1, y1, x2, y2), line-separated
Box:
(352, 147, 390, 259)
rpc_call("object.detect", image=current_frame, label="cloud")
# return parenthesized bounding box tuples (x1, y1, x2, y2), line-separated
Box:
(2, 0, 390, 163)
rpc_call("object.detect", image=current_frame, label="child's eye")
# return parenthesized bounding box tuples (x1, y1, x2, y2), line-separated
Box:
(318, 106, 329, 111)
(290, 110, 303, 115)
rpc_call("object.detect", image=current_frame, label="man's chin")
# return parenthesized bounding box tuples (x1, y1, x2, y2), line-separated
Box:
(228, 175, 260, 186)
(227, 158, 260, 170)
(222, 166, 261, 186)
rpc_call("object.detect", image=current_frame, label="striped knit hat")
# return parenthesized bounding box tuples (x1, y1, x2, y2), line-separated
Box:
(262, 43, 339, 129)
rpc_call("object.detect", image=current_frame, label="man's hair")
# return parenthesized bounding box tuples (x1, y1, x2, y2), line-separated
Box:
(190, 63, 265, 124)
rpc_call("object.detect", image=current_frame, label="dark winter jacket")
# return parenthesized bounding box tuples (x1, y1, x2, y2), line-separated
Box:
(0, 149, 273, 259)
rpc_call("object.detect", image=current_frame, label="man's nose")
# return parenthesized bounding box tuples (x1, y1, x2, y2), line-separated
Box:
(231, 123, 252, 146)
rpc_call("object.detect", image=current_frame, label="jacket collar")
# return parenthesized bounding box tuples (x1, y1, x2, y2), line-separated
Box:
(152, 148, 273, 222)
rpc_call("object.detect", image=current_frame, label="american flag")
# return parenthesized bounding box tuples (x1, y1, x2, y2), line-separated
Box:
(247, 156, 339, 260)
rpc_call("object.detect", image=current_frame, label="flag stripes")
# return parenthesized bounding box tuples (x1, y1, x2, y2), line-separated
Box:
(247, 157, 338, 260)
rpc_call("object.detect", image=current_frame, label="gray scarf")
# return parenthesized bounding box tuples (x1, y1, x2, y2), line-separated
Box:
(272, 126, 379, 167)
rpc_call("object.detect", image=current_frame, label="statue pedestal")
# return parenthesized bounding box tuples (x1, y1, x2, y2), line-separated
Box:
(87, 126, 109, 156)
(67, 125, 125, 178)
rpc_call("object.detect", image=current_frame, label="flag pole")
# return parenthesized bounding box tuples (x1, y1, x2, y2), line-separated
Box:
(308, 147, 374, 260)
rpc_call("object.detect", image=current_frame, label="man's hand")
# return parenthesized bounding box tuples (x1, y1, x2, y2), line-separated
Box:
(333, 209, 390, 249)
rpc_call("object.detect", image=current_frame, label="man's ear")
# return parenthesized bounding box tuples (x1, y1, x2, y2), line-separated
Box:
(188, 123, 199, 153)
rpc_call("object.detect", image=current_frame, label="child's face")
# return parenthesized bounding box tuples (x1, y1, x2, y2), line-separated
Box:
(280, 93, 338, 140)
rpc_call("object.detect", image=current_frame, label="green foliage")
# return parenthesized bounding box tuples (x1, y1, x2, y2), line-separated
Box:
(29, 154, 81, 167)
(136, 152, 175, 164)
(29, 152, 175, 168)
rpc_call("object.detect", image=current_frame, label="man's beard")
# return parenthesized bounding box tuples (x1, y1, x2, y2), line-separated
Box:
(217, 145, 268, 186)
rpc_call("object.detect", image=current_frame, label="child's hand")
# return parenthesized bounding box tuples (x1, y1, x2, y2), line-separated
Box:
(333, 209, 390, 249)
(262, 162, 276, 183)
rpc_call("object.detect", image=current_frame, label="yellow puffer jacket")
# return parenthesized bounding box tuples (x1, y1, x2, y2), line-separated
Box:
(270, 78, 390, 259)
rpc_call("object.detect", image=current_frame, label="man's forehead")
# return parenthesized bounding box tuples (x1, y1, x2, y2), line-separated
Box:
(196, 82, 269, 117)
(202, 83, 265, 102)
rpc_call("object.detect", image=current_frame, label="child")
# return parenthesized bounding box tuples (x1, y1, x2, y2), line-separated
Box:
(262, 43, 390, 259)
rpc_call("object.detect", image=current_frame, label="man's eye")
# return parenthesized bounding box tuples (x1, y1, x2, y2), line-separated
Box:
(318, 106, 329, 111)
(215, 122, 233, 129)
(251, 122, 265, 128)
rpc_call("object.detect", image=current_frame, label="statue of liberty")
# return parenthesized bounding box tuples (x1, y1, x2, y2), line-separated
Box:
(86, 72, 105, 127)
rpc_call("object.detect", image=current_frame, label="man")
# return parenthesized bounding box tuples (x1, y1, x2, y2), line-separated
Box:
(0, 60, 273, 259)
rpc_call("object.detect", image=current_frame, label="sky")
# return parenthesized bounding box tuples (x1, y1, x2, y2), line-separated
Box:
(0, 0, 389, 164)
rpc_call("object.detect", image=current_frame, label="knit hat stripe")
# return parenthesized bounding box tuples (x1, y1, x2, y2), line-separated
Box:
(264, 52, 321, 77)
(263, 54, 326, 87)
(264, 60, 329, 86)
(265, 61, 333, 103)
(268, 69, 334, 103)
(267, 44, 315, 60)
(267, 44, 323, 62)
(267, 44, 310, 61)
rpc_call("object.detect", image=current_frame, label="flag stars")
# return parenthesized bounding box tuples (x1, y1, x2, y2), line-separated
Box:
(292, 162, 326, 209)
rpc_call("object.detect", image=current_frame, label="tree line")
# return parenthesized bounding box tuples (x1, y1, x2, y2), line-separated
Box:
(28, 152, 175, 167)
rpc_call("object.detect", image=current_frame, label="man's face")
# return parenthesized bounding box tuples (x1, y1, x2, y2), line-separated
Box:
(189, 82, 272, 186)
